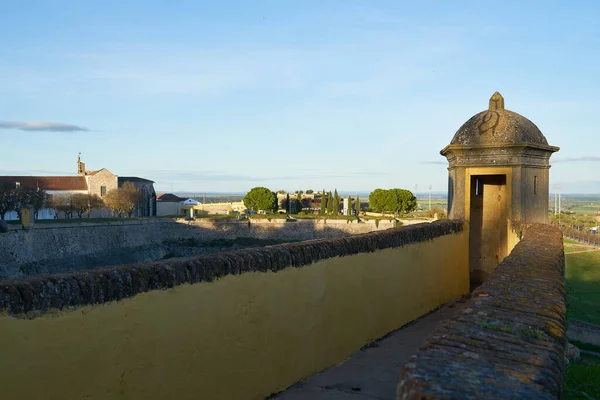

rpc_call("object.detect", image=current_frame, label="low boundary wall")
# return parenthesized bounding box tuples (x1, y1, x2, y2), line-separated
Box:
(0, 221, 468, 400)
(398, 223, 566, 399)
(567, 319, 600, 347)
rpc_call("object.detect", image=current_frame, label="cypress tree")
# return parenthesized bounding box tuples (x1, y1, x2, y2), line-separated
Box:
(356, 195, 360, 215)
(347, 196, 353, 216)
(333, 189, 339, 215)
(320, 190, 327, 215)
(327, 191, 334, 214)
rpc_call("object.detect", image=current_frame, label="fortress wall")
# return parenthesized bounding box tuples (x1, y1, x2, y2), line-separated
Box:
(398, 223, 566, 399)
(0, 218, 399, 278)
(0, 220, 468, 400)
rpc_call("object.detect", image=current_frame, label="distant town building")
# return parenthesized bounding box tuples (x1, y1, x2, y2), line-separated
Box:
(118, 176, 156, 217)
(156, 193, 185, 216)
(0, 155, 156, 219)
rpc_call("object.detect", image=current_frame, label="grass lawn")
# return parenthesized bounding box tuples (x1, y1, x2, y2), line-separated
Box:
(193, 214, 238, 219)
(565, 246, 584, 254)
(564, 361, 600, 400)
(570, 205, 600, 215)
(565, 244, 600, 326)
(565, 238, 583, 245)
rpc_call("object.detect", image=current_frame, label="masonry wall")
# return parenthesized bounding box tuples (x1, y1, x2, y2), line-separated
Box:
(86, 169, 118, 197)
(0, 221, 469, 400)
(398, 223, 566, 399)
(0, 218, 404, 278)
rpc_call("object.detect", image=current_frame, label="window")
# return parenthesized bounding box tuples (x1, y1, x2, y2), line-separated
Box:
(100, 186, 106, 196)
(534, 176, 538, 195)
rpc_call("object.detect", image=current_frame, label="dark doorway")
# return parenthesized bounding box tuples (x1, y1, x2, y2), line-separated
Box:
(469, 174, 508, 289)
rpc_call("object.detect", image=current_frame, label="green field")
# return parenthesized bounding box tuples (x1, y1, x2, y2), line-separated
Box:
(564, 243, 600, 399)
(565, 238, 582, 245)
(570, 205, 600, 215)
(566, 246, 600, 326)
(564, 361, 600, 400)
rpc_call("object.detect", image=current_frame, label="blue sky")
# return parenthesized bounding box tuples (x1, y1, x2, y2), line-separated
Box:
(1, 1, 599, 193)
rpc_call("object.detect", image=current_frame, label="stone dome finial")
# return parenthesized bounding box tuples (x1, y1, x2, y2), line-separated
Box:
(489, 92, 504, 110)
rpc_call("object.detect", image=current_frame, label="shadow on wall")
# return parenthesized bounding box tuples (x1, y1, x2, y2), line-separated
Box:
(0, 218, 398, 279)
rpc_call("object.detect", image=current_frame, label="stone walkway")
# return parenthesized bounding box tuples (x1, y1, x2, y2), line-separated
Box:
(271, 299, 468, 399)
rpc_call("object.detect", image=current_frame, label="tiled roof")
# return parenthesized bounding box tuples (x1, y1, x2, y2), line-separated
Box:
(157, 193, 184, 202)
(86, 168, 114, 176)
(0, 176, 88, 191)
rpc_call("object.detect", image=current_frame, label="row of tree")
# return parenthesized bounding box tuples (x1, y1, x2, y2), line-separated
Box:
(0, 186, 47, 220)
(48, 193, 104, 219)
(0, 181, 143, 220)
(243, 187, 417, 216)
(319, 189, 348, 215)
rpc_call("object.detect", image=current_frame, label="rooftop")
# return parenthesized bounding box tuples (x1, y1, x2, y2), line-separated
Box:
(0, 176, 88, 191)
(450, 92, 549, 147)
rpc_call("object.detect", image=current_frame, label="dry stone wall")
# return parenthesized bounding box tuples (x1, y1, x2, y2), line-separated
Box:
(0, 218, 399, 278)
(397, 223, 566, 399)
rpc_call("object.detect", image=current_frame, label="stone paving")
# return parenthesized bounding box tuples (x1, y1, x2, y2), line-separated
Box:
(272, 299, 468, 399)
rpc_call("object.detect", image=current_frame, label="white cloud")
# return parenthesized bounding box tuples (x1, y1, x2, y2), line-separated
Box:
(0, 121, 88, 132)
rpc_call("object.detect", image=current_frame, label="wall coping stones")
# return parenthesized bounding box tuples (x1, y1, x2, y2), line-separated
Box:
(0, 220, 463, 319)
(397, 223, 566, 400)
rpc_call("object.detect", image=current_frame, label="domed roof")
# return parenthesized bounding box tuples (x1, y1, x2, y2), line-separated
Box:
(450, 92, 548, 146)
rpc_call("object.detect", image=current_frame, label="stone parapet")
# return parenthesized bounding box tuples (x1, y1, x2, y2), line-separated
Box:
(0, 220, 463, 318)
(397, 223, 566, 399)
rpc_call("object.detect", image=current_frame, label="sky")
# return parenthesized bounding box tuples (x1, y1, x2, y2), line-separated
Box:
(1, 1, 599, 194)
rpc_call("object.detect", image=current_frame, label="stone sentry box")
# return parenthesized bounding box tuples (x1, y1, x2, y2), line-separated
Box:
(441, 92, 559, 287)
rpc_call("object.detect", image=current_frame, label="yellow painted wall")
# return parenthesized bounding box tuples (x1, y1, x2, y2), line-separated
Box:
(0, 231, 469, 400)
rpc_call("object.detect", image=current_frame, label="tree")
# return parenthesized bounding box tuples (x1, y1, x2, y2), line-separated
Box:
(369, 189, 388, 213)
(87, 194, 105, 217)
(243, 187, 277, 212)
(327, 191, 334, 214)
(319, 189, 327, 215)
(121, 181, 142, 217)
(103, 189, 125, 217)
(333, 189, 340, 215)
(29, 189, 47, 219)
(286, 193, 290, 213)
(71, 194, 90, 218)
(395, 188, 417, 214)
(12, 187, 33, 219)
(47, 194, 71, 219)
(368, 188, 417, 215)
(104, 182, 141, 217)
(356, 195, 360, 214)
(306, 189, 314, 194)
(71, 193, 104, 218)
(0, 183, 16, 220)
